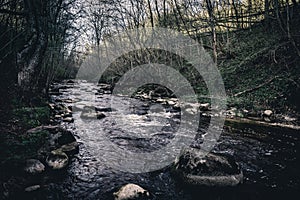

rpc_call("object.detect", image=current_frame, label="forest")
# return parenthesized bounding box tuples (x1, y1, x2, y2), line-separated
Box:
(0, 0, 299, 199)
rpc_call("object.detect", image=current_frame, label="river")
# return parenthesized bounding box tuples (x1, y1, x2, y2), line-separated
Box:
(43, 80, 299, 200)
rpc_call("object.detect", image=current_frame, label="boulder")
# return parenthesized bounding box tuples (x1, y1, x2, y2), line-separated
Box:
(58, 141, 79, 155)
(262, 110, 274, 122)
(263, 110, 273, 117)
(63, 117, 74, 123)
(95, 107, 116, 112)
(113, 184, 150, 200)
(96, 112, 106, 119)
(24, 159, 45, 174)
(24, 185, 41, 192)
(46, 150, 69, 170)
(200, 103, 210, 111)
(80, 111, 97, 119)
(173, 149, 243, 187)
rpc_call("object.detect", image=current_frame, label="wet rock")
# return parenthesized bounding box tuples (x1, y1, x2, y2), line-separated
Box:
(95, 107, 116, 112)
(58, 141, 79, 155)
(63, 117, 74, 123)
(173, 149, 243, 187)
(167, 100, 177, 106)
(66, 80, 75, 84)
(200, 103, 210, 111)
(24, 185, 41, 192)
(62, 112, 72, 118)
(46, 150, 69, 170)
(54, 114, 62, 119)
(48, 103, 55, 110)
(135, 110, 148, 115)
(113, 184, 150, 200)
(24, 159, 45, 174)
(96, 112, 106, 119)
(80, 112, 97, 119)
(52, 103, 71, 115)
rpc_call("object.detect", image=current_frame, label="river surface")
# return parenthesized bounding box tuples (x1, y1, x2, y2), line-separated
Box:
(44, 80, 299, 200)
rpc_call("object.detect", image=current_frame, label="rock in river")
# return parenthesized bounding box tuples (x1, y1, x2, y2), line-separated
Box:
(24, 159, 45, 174)
(113, 184, 150, 200)
(58, 141, 79, 155)
(172, 148, 243, 187)
(46, 150, 69, 170)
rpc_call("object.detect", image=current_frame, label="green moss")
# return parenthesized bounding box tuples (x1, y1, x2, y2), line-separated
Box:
(12, 106, 50, 129)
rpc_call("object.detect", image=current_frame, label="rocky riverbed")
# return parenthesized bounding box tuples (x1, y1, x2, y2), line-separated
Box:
(3, 79, 299, 200)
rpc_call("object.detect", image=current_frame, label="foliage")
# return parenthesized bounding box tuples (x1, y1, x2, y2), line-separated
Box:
(12, 106, 50, 129)
(0, 130, 48, 168)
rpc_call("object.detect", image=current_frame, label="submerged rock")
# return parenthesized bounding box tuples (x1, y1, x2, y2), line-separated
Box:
(46, 150, 69, 170)
(113, 184, 150, 200)
(24, 159, 45, 174)
(173, 149, 243, 187)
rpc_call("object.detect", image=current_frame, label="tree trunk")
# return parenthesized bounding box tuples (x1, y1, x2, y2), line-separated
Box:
(147, 0, 154, 27)
(17, 0, 48, 93)
(206, 0, 217, 63)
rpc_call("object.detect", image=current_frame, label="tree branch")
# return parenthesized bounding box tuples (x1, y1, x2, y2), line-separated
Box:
(0, 9, 26, 16)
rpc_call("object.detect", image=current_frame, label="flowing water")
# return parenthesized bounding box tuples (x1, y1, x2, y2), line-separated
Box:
(43, 80, 299, 200)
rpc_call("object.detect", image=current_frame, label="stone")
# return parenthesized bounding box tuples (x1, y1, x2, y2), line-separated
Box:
(80, 112, 97, 119)
(66, 80, 75, 84)
(46, 150, 69, 170)
(63, 117, 74, 123)
(173, 149, 243, 187)
(24, 159, 45, 174)
(95, 107, 116, 112)
(58, 141, 79, 155)
(263, 110, 274, 122)
(283, 115, 296, 122)
(263, 110, 273, 117)
(113, 184, 150, 200)
(48, 103, 55, 110)
(167, 100, 176, 106)
(24, 185, 41, 192)
(200, 103, 210, 111)
(54, 114, 62, 119)
(96, 112, 106, 119)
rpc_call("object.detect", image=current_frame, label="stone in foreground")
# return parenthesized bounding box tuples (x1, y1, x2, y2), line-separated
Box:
(173, 149, 243, 187)
(113, 183, 150, 200)
(46, 150, 69, 170)
(24, 185, 41, 192)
